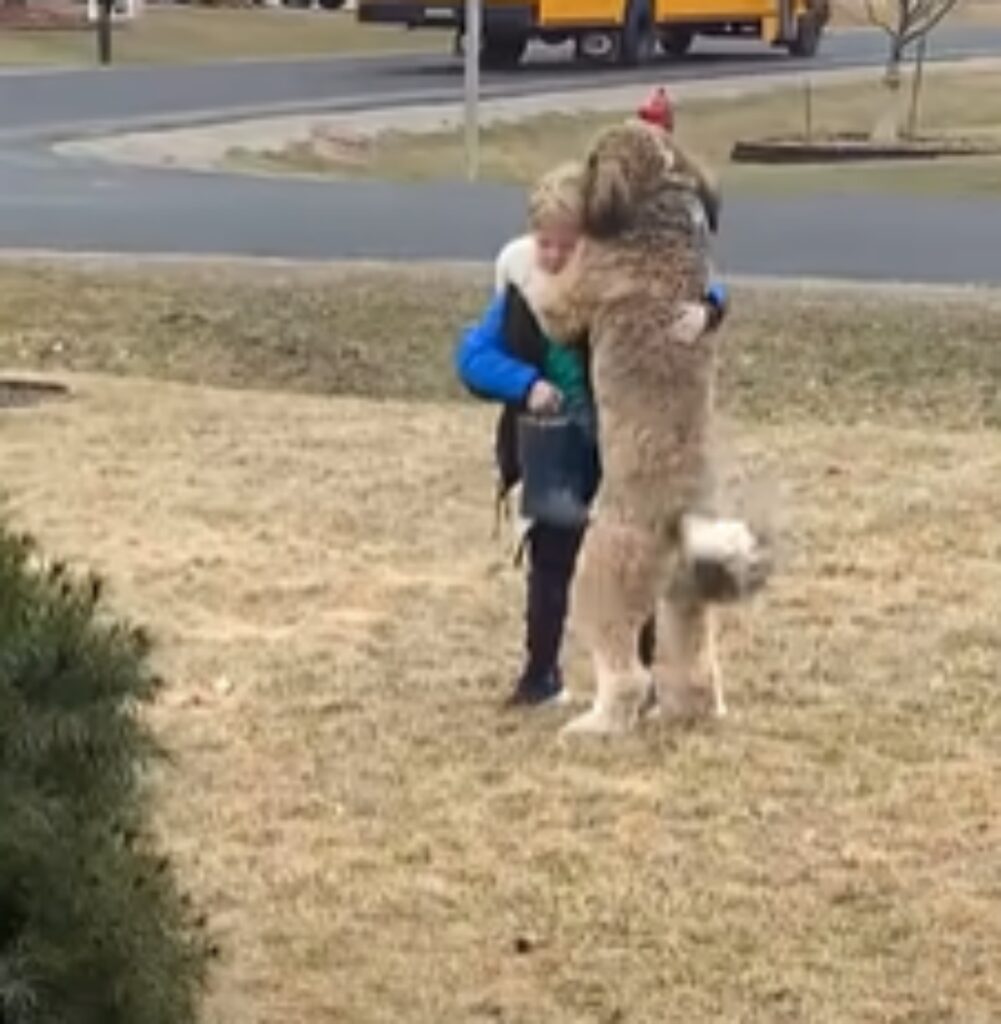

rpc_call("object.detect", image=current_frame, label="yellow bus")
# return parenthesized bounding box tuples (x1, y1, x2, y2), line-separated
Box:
(357, 0, 830, 68)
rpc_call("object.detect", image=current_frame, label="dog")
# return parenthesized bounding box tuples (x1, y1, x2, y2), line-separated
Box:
(526, 121, 770, 736)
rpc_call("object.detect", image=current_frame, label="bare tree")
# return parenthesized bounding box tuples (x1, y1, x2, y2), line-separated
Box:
(865, 0, 963, 140)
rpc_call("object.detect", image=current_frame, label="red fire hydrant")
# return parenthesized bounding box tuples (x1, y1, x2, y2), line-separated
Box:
(636, 87, 675, 133)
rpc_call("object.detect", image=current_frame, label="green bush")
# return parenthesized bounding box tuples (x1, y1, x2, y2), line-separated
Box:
(0, 527, 208, 1024)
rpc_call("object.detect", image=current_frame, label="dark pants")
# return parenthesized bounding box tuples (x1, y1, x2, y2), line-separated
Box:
(520, 521, 656, 687)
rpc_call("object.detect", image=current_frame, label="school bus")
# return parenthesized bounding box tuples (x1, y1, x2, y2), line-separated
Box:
(357, 0, 830, 68)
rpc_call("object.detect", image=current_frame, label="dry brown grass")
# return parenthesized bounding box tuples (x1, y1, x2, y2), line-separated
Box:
(228, 67, 1001, 199)
(0, 7, 445, 66)
(1, 262, 1000, 1023)
(0, 261, 998, 427)
(832, 0, 1001, 27)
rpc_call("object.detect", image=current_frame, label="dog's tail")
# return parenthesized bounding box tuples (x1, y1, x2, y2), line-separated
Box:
(679, 515, 774, 605)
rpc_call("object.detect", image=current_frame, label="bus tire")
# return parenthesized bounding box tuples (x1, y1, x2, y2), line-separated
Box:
(659, 26, 693, 56)
(481, 32, 529, 68)
(618, 0, 656, 67)
(788, 13, 822, 57)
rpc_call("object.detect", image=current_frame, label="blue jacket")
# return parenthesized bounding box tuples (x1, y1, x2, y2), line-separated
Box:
(454, 281, 728, 404)
(454, 290, 540, 405)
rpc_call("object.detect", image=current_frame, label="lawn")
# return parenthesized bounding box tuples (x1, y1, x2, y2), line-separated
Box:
(0, 6, 445, 65)
(228, 66, 1001, 199)
(832, 0, 1001, 27)
(0, 260, 999, 1024)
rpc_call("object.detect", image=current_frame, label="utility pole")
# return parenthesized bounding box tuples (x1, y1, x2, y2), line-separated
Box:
(463, 0, 480, 181)
(96, 0, 113, 65)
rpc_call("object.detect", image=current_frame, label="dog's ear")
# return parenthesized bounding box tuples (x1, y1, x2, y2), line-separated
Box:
(583, 150, 633, 238)
(667, 139, 722, 234)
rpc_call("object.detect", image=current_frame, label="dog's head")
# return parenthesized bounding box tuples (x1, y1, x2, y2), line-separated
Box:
(581, 120, 680, 238)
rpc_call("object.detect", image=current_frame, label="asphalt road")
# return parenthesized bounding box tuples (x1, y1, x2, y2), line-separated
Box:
(2, 26, 1001, 283)
(6, 146, 1000, 284)
(2, 25, 1000, 141)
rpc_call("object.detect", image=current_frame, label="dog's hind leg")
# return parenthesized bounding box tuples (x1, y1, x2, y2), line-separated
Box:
(560, 519, 658, 737)
(649, 590, 725, 725)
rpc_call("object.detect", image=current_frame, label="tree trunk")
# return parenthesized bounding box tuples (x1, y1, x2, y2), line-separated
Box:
(872, 47, 905, 142)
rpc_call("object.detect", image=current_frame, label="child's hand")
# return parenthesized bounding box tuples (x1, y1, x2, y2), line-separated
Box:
(706, 281, 729, 330)
(527, 380, 563, 414)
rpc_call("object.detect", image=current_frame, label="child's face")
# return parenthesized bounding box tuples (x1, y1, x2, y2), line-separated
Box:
(534, 218, 580, 275)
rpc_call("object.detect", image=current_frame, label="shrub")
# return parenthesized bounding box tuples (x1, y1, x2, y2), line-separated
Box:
(0, 526, 208, 1024)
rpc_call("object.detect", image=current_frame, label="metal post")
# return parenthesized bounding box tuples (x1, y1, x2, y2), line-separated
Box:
(804, 78, 813, 141)
(463, 0, 480, 181)
(97, 0, 113, 65)
(908, 33, 928, 138)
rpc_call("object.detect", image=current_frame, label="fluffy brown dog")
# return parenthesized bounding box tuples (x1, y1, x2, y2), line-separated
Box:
(527, 121, 767, 736)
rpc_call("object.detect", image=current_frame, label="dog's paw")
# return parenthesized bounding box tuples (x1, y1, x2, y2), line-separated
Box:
(670, 302, 711, 346)
(655, 684, 723, 726)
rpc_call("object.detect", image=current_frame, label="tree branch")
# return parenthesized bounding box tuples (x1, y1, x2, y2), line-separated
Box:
(901, 0, 961, 45)
(867, 0, 962, 56)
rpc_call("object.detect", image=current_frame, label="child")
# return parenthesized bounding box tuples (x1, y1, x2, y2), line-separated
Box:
(454, 161, 728, 708)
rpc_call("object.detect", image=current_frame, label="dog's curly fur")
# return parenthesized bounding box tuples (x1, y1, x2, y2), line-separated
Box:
(527, 122, 768, 736)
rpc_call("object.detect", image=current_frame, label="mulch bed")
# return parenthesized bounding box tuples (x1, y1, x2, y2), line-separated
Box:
(0, 379, 70, 408)
(731, 133, 1001, 164)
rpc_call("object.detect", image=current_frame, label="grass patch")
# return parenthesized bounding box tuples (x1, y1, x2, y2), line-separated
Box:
(831, 0, 1001, 26)
(0, 7, 445, 66)
(231, 67, 1001, 199)
(0, 261, 999, 1023)
(0, 261, 997, 428)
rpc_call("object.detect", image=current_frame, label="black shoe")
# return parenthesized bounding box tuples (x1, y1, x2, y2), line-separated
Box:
(505, 668, 570, 708)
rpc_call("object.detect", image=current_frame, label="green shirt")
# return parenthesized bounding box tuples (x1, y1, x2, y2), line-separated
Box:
(541, 338, 589, 410)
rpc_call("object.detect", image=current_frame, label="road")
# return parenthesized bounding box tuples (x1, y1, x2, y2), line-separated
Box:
(2, 26, 1001, 283)
(1, 26, 1000, 141)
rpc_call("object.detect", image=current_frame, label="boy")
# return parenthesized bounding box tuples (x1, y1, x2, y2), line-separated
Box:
(454, 161, 727, 708)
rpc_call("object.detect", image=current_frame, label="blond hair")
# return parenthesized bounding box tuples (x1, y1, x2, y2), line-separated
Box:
(527, 160, 585, 231)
